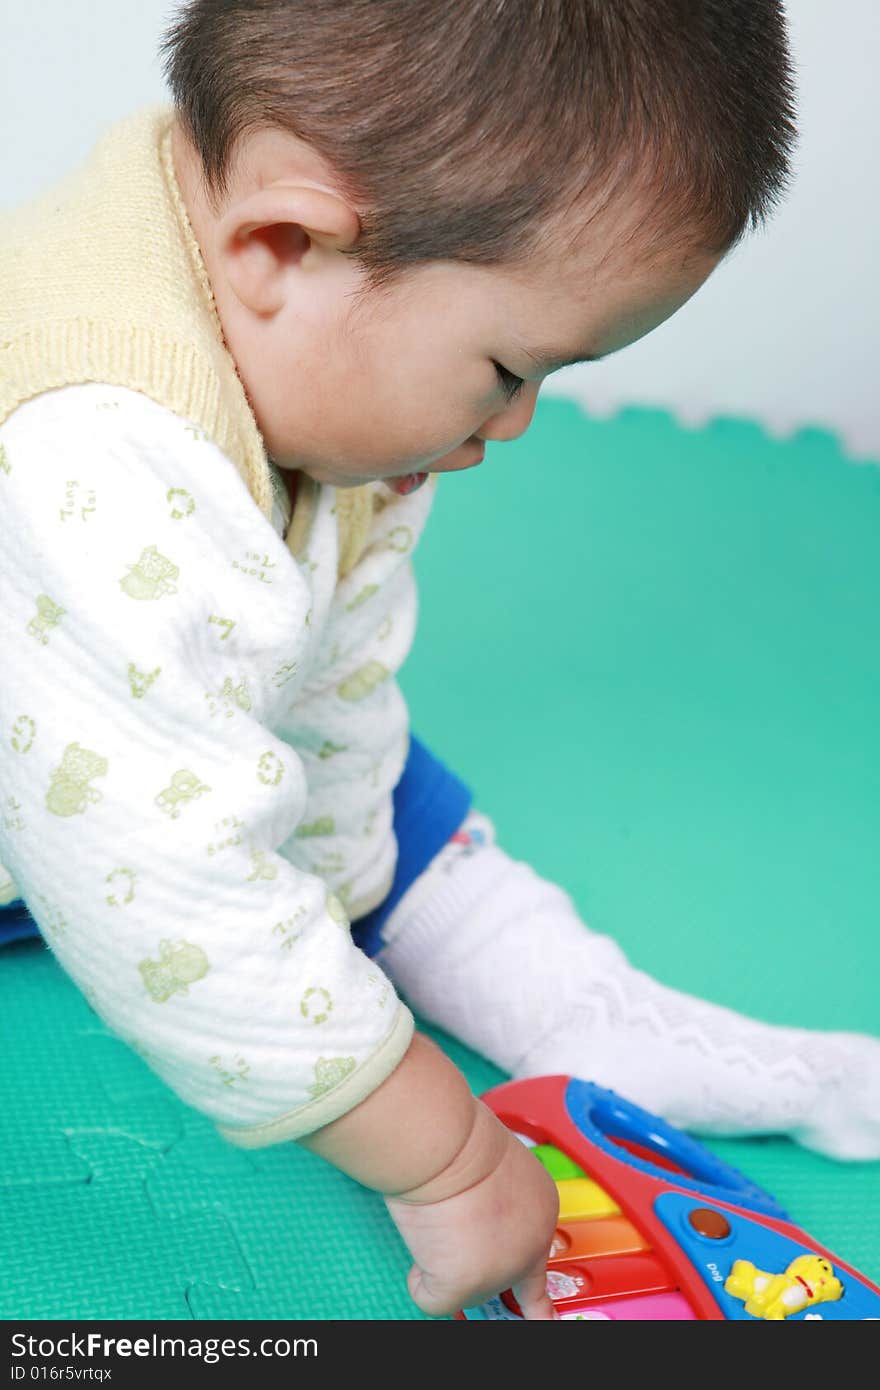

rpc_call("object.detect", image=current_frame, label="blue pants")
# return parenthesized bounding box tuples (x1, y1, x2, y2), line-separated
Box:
(0, 735, 473, 958)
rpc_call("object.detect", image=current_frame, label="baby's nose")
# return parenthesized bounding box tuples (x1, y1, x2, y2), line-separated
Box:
(478, 381, 540, 444)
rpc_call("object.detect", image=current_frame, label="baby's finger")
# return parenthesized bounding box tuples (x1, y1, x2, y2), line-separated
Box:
(405, 1262, 460, 1319)
(512, 1262, 557, 1321)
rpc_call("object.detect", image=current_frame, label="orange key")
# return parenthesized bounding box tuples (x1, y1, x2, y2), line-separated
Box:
(550, 1217, 649, 1262)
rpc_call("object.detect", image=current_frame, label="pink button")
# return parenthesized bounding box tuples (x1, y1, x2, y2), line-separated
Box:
(561, 1292, 696, 1321)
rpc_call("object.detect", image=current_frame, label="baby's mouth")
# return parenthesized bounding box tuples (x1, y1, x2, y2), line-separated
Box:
(385, 472, 429, 496)
(385, 443, 483, 494)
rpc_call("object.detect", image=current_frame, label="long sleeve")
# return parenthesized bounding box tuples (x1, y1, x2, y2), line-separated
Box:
(274, 475, 438, 925)
(0, 383, 431, 1145)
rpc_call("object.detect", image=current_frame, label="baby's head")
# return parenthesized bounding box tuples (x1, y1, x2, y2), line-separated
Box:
(161, 0, 795, 488)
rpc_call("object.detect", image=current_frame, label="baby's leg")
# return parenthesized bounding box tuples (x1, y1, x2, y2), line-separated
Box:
(377, 809, 880, 1160)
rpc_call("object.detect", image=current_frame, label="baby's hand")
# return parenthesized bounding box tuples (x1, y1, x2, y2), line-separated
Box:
(385, 1104, 559, 1319)
(297, 1031, 558, 1319)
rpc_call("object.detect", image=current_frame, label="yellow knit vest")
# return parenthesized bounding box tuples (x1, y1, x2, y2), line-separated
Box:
(0, 103, 373, 572)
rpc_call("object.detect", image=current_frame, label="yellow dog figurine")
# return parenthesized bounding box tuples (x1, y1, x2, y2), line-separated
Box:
(725, 1254, 844, 1319)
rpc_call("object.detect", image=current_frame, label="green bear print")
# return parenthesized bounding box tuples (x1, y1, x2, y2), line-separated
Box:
(46, 742, 108, 817)
(139, 938, 210, 1002)
(295, 816, 335, 839)
(27, 595, 65, 645)
(300, 986, 333, 1025)
(10, 715, 36, 754)
(155, 769, 211, 819)
(307, 1055, 356, 1099)
(120, 545, 179, 600)
(167, 487, 196, 520)
(325, 892, 349, 928)
(128, 663, 161, 698)
(337, 661, 390, 702)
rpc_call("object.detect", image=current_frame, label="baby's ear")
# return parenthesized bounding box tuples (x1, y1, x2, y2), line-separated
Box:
(217, 185, 361, 317)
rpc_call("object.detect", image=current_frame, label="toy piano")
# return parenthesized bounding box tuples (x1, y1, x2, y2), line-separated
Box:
(458, 1075, 880, 1320)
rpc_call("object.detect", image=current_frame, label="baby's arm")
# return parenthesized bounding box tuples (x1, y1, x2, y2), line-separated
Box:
(0, 386, 557, 1317)
(0, 385, 411, 1138)
(300, 1031, 559, 1319)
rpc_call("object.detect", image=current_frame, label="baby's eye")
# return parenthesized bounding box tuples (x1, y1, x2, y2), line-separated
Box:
(492, 361, 526, 403)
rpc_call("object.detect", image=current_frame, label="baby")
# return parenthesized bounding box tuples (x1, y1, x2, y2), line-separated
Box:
(2, 0, 878, 1321)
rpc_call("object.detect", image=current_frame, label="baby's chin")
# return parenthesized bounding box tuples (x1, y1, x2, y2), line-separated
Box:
(296, 464, 430, 493)
(292, 465, 372, 488)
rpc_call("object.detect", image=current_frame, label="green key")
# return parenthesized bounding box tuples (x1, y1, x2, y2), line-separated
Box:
(532, 1144, 586, 1179)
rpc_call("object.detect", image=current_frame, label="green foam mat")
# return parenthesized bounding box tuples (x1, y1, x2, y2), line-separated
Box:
(2, 399, 878, 1318)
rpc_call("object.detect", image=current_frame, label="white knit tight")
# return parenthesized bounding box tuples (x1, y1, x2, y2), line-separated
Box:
(377, 810, 880, 1160)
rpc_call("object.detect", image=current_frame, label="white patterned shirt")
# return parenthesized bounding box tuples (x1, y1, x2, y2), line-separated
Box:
(0, 383, 436, 1145)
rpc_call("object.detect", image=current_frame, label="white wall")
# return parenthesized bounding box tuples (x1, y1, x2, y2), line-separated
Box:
(3, 1, 877, 458)
(543, 1, 880, 461)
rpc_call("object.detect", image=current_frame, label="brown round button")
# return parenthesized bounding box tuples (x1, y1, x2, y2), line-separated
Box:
(688, 1207, 731, 1239)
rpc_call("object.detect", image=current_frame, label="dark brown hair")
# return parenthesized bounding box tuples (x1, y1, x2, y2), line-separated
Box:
(160, 0, 797, 291)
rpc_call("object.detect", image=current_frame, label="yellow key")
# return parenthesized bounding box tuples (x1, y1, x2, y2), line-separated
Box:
(556, 1177, 621, 1221)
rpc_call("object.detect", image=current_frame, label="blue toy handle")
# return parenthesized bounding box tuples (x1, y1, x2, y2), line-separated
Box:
(564, 1078, 789, 1220)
